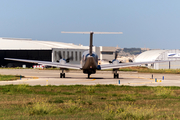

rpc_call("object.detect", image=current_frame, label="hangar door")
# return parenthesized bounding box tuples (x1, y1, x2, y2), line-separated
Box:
(0, 50, 52, 67)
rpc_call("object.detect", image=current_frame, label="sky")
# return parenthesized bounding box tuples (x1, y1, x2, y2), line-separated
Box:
(0, 0, 180, 49)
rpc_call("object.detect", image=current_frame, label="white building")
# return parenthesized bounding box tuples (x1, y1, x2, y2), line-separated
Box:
(0, 38, 88, 67)
(134, 49, 180, 69)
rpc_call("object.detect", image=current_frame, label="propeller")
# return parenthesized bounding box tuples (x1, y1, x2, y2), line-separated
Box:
(129, 59, 133, 62)
(59, 52, 62, 59)
(109, 50, 120, 63)
(56, 52, 62, 62)
(107, 50, 121, 73)
(66, 56, 73, 63)
(115, 50, 118, 60)
(56, 51, 73, 63)
(55, 52, 73, 72)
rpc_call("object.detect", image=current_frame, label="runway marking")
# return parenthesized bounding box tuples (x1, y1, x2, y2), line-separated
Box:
(15, 76, 39, 82)
(25, 76, 39, 79)
(46, 80, 48, 86)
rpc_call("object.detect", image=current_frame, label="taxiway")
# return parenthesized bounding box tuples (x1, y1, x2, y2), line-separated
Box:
(0, 69, 180, 86)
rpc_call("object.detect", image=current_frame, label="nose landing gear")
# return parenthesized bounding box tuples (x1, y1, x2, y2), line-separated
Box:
(88, 73, 91, 78)
(60, 69, 65, 78)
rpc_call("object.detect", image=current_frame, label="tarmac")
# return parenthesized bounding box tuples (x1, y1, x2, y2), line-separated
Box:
(0, 69, 180, 86)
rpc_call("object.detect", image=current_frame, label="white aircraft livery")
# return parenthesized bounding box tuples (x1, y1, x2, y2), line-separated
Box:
(5, 31, 170, 78)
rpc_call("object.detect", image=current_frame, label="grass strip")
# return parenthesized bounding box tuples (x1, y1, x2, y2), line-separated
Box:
(0, 85, 179, 119)
(119, 66, 180, 74)
(0, 74, 23, 81)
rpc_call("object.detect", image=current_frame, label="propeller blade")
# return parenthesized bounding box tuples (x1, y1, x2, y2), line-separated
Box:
(58, 52, 62, 59)
(129, 59, 133, 62)
(115, 51, 118, 59)
(66, 56, 73, 63)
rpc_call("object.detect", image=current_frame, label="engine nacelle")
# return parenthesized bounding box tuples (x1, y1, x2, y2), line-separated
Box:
(112, 59, 120, 65)
(59, 59, 66, 64)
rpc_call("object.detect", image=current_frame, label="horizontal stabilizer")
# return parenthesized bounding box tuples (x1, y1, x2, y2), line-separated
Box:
(61, 31, 123, 34)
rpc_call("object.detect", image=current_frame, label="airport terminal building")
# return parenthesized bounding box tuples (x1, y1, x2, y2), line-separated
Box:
(134, 49, 180, 69)
(0, 38, 117, 67)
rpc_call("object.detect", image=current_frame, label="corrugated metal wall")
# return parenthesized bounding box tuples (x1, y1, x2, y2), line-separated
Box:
(155, 49, 180, 69)
(52, 48, 88, 64)
(157, 61, 180, 69)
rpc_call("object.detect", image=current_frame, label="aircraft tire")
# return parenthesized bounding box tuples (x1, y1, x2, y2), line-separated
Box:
(60, 73, 65, 78)
(60, 73, 62, 78)
(88, 73, 90, 78)
(114, 73, 119, 79)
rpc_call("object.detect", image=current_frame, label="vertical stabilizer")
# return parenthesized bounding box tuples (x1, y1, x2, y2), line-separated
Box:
(89, 32, 93, 56)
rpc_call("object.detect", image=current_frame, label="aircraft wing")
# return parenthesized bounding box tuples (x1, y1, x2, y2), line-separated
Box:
(4, 58, 81, 69)
(100, 60, 170, 70)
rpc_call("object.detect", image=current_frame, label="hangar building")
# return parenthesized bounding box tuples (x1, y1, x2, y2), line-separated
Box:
(0, 38, 117, 67)
(0, 38, 88, 67)
(134, 49, 180, 69)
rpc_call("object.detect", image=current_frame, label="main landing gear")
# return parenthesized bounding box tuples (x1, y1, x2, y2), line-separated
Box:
(60, 70, 65, 78)
(114, 70, 119, 79)
(88, 73, 91, 78)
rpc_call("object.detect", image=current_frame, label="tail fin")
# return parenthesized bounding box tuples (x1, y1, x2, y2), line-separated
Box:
(89, 32, 93, 56)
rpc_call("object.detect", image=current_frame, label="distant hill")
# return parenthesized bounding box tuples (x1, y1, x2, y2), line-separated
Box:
(123, 48, 147, 55)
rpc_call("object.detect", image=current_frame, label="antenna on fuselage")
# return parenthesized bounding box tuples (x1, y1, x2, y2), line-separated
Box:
(61, 31, 123, 56)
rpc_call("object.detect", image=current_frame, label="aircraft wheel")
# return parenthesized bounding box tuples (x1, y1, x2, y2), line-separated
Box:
(114, 73, 119, 79)
(60, 73, 62, 78)
(60, 73, 65, 78)
(63, 73, 65, 78)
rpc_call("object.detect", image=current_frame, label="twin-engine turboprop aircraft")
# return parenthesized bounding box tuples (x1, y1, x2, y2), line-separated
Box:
(5, 31, 170, 78)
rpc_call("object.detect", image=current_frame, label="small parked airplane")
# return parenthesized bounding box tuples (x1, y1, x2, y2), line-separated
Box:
(5, 31, 169, 78)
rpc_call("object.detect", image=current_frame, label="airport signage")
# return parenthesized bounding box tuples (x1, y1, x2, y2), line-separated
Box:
(167, 53, 180, 58)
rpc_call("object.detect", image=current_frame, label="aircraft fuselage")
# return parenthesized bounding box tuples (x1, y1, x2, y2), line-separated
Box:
(81, 51, 99, 75)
